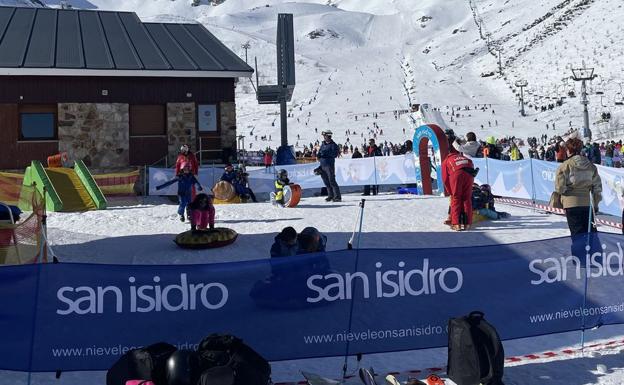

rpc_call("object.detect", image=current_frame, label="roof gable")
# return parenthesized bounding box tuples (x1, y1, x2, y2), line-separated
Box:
(0, 6, 253, 77)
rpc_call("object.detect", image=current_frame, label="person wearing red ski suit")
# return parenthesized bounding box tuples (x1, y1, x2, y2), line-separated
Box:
(442, 151, 475, 226)
(175, 151, 199, 176)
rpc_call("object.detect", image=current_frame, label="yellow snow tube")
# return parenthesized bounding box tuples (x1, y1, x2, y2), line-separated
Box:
(174, 228, 238, 249)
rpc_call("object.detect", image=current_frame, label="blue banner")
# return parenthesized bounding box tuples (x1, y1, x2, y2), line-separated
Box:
(2, 233, 624, 372)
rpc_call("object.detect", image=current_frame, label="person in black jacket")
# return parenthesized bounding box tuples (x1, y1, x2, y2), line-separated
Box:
(317, 130, 342, 202)
(363, 138, 382, 195)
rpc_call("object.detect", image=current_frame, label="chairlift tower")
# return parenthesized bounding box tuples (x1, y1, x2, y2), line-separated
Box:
(515, 79, 528, 116)
(255, 14, 296, 165)
(571, 63, 595, 141)
(241, 42, 250, 64)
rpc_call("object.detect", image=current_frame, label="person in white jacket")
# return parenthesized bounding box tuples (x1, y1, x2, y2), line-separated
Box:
(453, 132, 481, 157)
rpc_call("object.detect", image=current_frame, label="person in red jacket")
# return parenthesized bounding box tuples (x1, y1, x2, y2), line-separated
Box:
(443, 139, 477, 231)
(175, 145, 199, 176)
(263, 148, 274, 168)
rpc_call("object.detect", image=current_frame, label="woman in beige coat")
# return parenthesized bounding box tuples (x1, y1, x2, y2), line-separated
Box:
(554, 138, 602, 254)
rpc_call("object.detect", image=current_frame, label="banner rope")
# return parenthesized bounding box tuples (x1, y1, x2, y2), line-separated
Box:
(494, 197, 623, 229)
(274, 338, 624, 385)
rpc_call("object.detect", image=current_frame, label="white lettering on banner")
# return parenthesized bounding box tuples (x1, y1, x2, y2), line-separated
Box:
(56, 274, 229, 315)
(306, 259, 463, 303)
(529, 243, 624, 285)
(541, 170, 555, 182)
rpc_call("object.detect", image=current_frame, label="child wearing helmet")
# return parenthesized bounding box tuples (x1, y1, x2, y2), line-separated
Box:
(155, 162, 204, 222)
(175, 144, 199, 176)
(274, 169, 290, 206)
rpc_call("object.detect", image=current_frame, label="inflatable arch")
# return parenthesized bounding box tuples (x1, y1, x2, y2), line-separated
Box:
(413, 124, 449, 195)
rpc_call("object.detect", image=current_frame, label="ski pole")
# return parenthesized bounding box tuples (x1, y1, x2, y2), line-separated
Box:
(580, 188, 594, 354)
(348, 199, 366, 249)
(358, 199, 366, 250)
(343, 200, 366, 380)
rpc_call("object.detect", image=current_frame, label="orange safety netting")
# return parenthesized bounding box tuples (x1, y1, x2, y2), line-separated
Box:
(93, 170, 139, 196)
(0, 185, 46, 265)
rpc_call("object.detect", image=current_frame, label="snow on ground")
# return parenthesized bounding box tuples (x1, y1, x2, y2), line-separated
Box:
(47, 194, 575, 265)
(0, 195, 609, 384)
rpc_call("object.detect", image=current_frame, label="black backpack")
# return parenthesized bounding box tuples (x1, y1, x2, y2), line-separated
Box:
(106, 342, 177, 385)
(447, 311, 505, 385)
(196, 334, 271, 385)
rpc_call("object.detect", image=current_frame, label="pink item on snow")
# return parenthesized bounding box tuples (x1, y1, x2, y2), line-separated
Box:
(191, 206, 215, 229)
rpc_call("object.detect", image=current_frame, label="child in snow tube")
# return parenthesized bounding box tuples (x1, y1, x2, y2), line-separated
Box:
(274, 169, 290, 206)
(471, 184, 509, 221)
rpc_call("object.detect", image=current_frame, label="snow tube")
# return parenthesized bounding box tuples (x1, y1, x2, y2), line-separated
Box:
(213, 181, 235, 201)
(397, 187, 419, 195)
(174, 228, 238, 249)
(283, 184, 301, 207)
(213, 195, 243, 205)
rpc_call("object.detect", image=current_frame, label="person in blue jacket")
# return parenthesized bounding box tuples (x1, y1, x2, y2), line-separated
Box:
(220, 163, 257, 202)
(156, 162, 203, 222)
(317, 130, 342, 202)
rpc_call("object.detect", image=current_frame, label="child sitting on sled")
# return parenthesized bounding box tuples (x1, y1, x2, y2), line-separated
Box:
(189, 192, 215, 230)
(472, 184, 509, 220)
(274, 169, 290, 206)
(155, 162, 204, 222)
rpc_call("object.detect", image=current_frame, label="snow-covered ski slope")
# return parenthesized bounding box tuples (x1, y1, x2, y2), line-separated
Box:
(3, 0, 623, 147)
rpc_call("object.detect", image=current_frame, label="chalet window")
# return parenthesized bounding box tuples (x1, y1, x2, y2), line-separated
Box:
(19, 105, 57, 140)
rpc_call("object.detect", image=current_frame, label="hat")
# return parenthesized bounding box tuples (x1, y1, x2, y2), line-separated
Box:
(225, 163, 233, 168)
(322, 130, 333, 136)
(486, 136, 496, 145)
(180, 144, 189, 152)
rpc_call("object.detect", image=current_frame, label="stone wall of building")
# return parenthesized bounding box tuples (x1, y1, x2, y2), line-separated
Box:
(167, 103, 196, 165)
(58, 103, 129, 168)
(220, 101, 237, 152)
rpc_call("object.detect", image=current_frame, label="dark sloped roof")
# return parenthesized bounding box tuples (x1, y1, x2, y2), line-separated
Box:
(0, 6, 253, 77)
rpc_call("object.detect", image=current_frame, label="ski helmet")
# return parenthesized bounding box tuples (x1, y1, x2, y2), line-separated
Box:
(278, 169, 288, 178)
(180, 144, 189, 153)
(322, 130, 333, 136)
(166, 350, 200, 385)
(444, 129, 456, 141)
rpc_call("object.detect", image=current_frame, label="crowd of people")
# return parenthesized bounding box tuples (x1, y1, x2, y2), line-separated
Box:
(528, 135, 624, 167)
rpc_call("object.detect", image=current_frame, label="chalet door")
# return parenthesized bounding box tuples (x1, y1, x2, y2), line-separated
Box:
(129, 105, 168, 166)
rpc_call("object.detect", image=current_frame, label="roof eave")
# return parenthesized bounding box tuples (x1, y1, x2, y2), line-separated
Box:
(0, 67, 254, 78)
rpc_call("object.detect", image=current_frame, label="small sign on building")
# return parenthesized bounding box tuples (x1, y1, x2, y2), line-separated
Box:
(198, 105, 217, 132)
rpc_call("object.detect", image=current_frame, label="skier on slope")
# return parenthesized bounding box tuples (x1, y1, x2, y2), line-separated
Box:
(442, 129, 479, 231)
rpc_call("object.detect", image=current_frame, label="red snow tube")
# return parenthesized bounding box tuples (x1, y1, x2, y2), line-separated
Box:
(47, 152, 68, 168)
